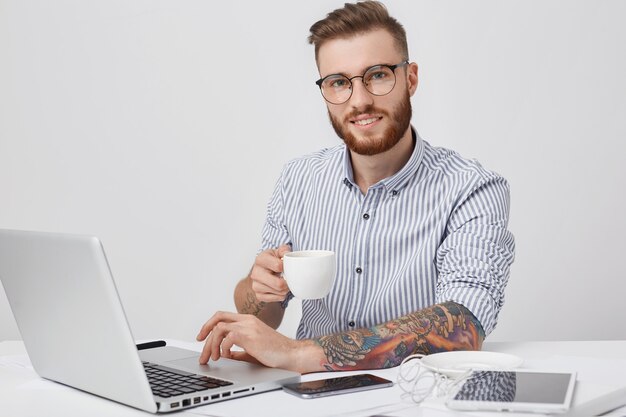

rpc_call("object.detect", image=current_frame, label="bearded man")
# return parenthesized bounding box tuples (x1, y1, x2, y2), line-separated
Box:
(197, 1, 515, 374)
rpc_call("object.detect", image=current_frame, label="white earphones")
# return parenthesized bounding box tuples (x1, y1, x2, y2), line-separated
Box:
(396, 354, 471, 404)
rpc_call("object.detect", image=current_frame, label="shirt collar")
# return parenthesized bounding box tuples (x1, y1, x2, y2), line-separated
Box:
(342, 127, 425, 194)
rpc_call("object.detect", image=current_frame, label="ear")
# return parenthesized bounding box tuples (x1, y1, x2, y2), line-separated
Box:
(407, 62, 419, 96)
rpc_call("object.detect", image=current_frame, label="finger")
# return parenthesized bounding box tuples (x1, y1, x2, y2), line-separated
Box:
(197, 315, 220, 341)
(199, 314, 244, 364)
(256, 250, 284, 273)
(196, 311, 241, 340)
(252, 288, 289, 303)
(251, 265, 289, 292)
(210, 322, 232, 362)
(196, 326, 209, 342)
(220, 332, 236, 359)
(251, 279, 289, 299)
(255, 292, 289, 303)
(276, 244, 291, 259)
(199, 331, 214, 364)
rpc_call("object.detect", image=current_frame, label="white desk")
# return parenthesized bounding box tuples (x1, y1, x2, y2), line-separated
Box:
(1, 340, 625, 417)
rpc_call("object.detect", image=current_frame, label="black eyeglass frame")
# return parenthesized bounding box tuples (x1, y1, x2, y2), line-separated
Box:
(315, 60, 410, 104)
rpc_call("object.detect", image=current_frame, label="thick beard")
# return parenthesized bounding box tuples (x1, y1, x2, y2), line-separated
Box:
(328, 91, 412, 156)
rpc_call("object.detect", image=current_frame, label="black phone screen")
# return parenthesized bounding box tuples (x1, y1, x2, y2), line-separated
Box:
(283, 374, 393, 398)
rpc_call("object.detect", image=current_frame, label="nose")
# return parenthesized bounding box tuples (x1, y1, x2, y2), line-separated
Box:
(348, 77, 374, 109)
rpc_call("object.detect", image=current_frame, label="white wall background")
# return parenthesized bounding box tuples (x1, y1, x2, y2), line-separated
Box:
(1, 0, 625, 343)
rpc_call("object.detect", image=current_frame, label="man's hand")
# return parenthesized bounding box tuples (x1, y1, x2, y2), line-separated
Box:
(249, 245, 291, 303)
(196, 311, 316, 373)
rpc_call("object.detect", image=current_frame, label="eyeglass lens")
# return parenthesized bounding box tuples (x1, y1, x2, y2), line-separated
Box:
(320, 65, 398, 104)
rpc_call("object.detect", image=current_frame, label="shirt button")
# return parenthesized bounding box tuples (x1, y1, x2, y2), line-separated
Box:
(362, 213, 370, 220)
(355, 267, 362, 274)
(348, 321, 355, 327)
(391, 190, 398, 196)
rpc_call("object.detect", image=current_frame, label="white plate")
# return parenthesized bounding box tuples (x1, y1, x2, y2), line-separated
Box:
(420, 351, 524, 378)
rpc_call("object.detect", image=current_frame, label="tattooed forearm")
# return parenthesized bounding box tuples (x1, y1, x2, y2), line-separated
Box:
(317, 329, 381, 368)
(315, 301, 484, 371)
(239, 290, 267, 317)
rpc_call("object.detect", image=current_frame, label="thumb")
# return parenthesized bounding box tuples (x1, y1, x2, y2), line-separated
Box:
(276, 244, 291, 258)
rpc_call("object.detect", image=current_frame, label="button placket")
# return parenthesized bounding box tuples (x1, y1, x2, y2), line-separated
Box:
(348, 190, 370, 328)
(348, 187, 381, 333)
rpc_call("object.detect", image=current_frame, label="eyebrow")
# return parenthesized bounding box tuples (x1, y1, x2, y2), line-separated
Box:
(321, 62, 396, 79)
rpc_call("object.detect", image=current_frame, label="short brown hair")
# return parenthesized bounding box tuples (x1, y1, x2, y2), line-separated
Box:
(308, 1, 408, 62)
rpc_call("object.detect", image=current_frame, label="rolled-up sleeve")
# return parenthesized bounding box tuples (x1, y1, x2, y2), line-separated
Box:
(435, 174, 515, 335)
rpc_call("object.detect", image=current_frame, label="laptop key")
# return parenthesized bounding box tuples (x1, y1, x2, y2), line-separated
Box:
(189, 384, 211, 391)
(216, 380, 233, 387)
(147, 364, 194, 376)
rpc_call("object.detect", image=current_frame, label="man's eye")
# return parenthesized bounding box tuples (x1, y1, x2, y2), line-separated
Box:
(329, 78, 348, 88)
(369, 71, 387, 81)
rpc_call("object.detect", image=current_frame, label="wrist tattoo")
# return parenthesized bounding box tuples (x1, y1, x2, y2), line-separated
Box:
(317, 329, 381, 368)
(240, 290, 266, 317)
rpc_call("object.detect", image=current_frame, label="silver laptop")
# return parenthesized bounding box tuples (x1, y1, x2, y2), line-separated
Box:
(0, 229, 300, 413)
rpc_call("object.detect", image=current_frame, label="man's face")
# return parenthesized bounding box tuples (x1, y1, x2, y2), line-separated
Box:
(317, 29, 418, 156)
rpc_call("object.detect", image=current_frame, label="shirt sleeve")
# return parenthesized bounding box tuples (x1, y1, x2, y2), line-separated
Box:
(435, 173, 515, 336)
(260, 165, 291, 252)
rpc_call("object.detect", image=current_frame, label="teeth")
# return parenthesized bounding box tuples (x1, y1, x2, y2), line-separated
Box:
(354, 117, 379, 126)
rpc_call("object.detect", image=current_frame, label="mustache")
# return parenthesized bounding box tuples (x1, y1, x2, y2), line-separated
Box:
(344, 105, 389, 121)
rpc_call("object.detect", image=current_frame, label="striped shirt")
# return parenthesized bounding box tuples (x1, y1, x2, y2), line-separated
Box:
(261, 129, 515, 339)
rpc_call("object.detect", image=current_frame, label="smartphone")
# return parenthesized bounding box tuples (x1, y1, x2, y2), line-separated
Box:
(282, 373, 393, 399)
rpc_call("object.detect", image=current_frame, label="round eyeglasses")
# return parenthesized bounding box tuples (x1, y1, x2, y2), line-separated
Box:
(315, 60, 409, 105)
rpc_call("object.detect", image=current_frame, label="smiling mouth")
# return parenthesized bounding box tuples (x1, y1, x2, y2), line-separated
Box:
(351, 116, 382, 127)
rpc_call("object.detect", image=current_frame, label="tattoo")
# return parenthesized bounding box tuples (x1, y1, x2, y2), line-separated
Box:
(240, 290, 266, 317)
(317, 329, 381, 367)
(315, 301, 484, 371)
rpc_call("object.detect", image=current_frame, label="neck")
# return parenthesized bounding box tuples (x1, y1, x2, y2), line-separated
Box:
(350, 128, 414, 194)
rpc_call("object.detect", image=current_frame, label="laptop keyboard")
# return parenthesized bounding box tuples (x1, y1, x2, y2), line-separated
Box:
(143, 361, 233, 398)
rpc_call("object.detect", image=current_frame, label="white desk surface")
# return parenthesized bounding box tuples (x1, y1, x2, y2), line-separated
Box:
(1, 339, 625, 417)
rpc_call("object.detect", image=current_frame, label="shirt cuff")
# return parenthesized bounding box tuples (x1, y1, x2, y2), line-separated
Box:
(437, 287, 499, 336)
(280, 291, 294, 309)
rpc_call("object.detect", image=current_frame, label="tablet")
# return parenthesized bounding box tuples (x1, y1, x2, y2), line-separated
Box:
(446, 370, 577, 414)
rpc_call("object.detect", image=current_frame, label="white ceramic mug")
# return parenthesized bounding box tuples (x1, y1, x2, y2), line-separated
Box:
(282, 250, 336, 299)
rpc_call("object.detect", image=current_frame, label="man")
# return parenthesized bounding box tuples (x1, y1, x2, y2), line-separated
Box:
(197, 1, 515, 374)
